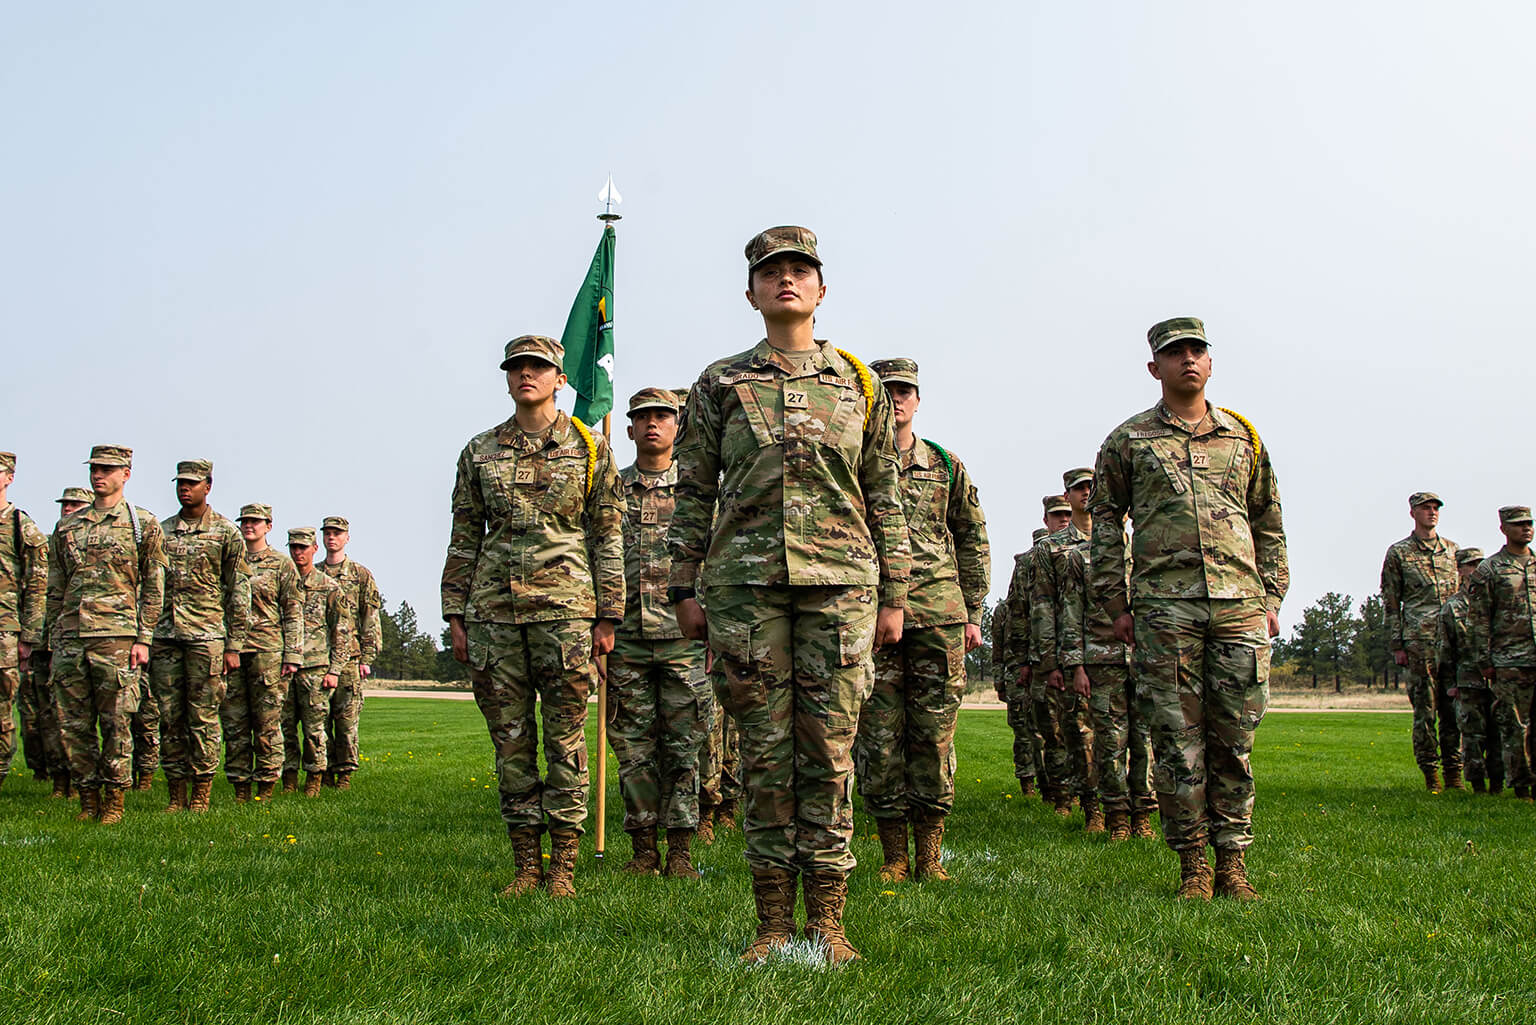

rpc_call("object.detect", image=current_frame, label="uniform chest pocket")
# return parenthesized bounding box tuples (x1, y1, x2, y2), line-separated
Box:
(727, 379, 781, 449)
(475, 452, 520, 511)
(538, 458, 587, 518)
(1130, 437, 1188, 498)
(904, 471, 949, 535)
(251, 572, 277, 604)
(817, 379, 863, 464)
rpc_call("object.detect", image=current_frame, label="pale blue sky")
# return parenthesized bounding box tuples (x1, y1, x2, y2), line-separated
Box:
(5, 3, 1533, 636)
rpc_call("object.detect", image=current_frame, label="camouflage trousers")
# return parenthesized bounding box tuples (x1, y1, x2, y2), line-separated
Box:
(854, 623, 965, 819)
(1404, 644, 1460, 774)
(150, 639, 227, 781)
(700, 698, 742, 806)
(1084, 663, 1154, 814)
(1050, 682, 1095, 800)
(222, 651, 287, 784)
(706, 584, 876, 875)
(607, 635, 710, 831)
(1002, 679, 1038, 781)
(0, 632, 17, 781)
(1031, 678, 1068, 794)
(325, 659, 364, 775)
(1452, 685, 1505, 787)
(52, 636, 144, 790)
(1490, 667, 1536, 790)
(1135, 597, 1269, 852)
(129, 676, 160, 780)
(468, 619, 595, 835)
(19, 653, 69, 778)
(281, 667, 332, 774)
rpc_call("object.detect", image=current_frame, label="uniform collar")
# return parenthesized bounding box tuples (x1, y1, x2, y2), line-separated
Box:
(84, 500, 130, 524)
(1408, 533, 1450, 553)
(747, 338, 835, 376)
(621, 461, 677, 489)
(496, 411, 572, 453)
(900, 440, 933, 472)
(169, 507, 217, 532)
(1155, 400, 1238, 439)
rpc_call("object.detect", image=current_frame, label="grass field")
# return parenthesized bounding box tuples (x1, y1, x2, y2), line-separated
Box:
(4, 701, 1533, 1024)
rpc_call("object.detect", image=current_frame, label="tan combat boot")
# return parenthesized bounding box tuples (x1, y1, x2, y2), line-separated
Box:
(1214, 847, 1259, 901)
(76, 787, 101, 823)
(1176, 847, 1213, 901)
(99, 786, 126, 825)
(1424, 767, 1441, 792)
(545, 829, 580, 898)
(715, 798, 739, 832)
(255, 781, 276, 801)
(802, 871, 861, 965)
(912, 810, 950, 882)
(281, 770, 298, 794)
(1083, 798, 1105, 835)
(323, 770, 338, 788)
(696, 804, 716, 846)
(1131, 808, 1157, 839)
(234, 782, 252, 804)
(1053, 791, 1073, 817)
(1444, 766, 1465, 791)
(1106, 809, 1131, 842)
(623, 827, 661, 876)
(499, 828, 545, 897)
(189, 778, 213, 813)
(875, 817, 910, 883)
(51, 774, 72, 799)
(664, 828, 702, 879)
(134, 771, 154, 792)
(164, 778, 189, 814)
(335, 771, 352, 791)
(740, 869, 797, 962)
(303, 772, 323, 798)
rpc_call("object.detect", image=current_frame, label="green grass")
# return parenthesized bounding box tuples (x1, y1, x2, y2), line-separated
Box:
(3, 702, 1532, 1024)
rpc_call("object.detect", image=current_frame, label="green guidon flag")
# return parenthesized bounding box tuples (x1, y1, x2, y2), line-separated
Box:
(560, 224, 616, 423)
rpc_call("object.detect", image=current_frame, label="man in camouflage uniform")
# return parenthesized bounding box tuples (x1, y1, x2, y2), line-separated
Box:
(1468, 506, 1536, 800)
(225, 504, 303, 802)
(0, 452, 48, 791)
(667, 227, 910, 965)
(699, 691, 743, 843)
(608, 387, 712, 878)
(1057, 468, 1156, 841)
(47, 445, 167, 824)
(320, 516, 382, 790)
(1033, 475, 1098, 826)
(854, 358, 989, 883)
(1090, 317, 1288, 901)
(1437, 547, 1503, 794)
(1010, 497, 1073, 807)
(442, 334, 624, 899)
(995, 530, 1047, 797)
(283, 528, 350, 797)
(1381, 492, 1462, 791)
(151, 460, 251, 813)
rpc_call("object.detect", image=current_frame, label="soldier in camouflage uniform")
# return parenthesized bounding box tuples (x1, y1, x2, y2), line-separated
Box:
(667, 227, 911, 964)
(1468, 506, 1536, 800)
(699, 693, 743, 843)
(1057, 468, 1157, 841)
(607, 387, 712, 878)
(853, 358, 989, 883)
(320, 516, 382, 790)
(20, 487, 91, 797)
(995, 530, 1047, 796)
(1089, 318, 1288, 901)
(1437, 547, 1503, 794)
(1033, 476, 1098, 826)
(0, 452, 48, 791)
(225, 504, 303, 802)
(1010, 497, 1073, 806)
(283, 528, 350, 797)
(1381, 492, 1462, 791)
(442, 334, 625, 899)
(47, 445, 167, 824)
(150, 460, 251, 813)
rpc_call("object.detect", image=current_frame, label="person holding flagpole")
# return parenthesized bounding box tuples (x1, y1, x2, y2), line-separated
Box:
(667, 226, 911, 965)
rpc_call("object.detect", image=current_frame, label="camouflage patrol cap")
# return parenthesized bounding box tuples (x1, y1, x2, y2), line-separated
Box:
(500, 335, 564, 371)
(1409, 491, 1443, 509)
(238, 503, 273, 522)
(745, 226, 821, 270)
(85, 444, 133, 467)
(1063, 467, 1094, 490)
(57, 487, 92, 504)
(173, 459, 213, 482)
(322, 516, 349, 532)
(1147, 317, 1208, 354)
(1042, 494, 1071, 515)
(1456, 547, 1485, 566)
(869, 358, 920, 388)
(287, 527, 317, 547)
(1499, 506, 1533, 525)
(626, 387, 679, 417)
(1032, 528, 1049, 541)
(0, 452, 14, 473)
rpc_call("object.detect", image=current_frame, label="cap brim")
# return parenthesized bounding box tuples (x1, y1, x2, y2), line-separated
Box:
(173, 475, 209, 482)
(84, 459, 131, 467)
(500, 353, 563, 371)
(626, 402, 678, 416)
(878, 375, 919, 388)
(749, 246, 823, 270)
(1507, 517, 1534, 525)
(1152, 332, 1209, 352)
(1066, 475, 1094, 489)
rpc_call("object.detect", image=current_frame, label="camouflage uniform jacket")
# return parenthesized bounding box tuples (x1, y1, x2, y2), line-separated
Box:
(46, 500, 167, 644)
(1059, 543, 1131, 669)
(618, 461, 687, 641)
(242, 547, 304, 662)
(1001, 549, 1036, 674)
(322, 556, 383, 663)
(154, 507, 251, 648)
(0, 503, 48, 645)
(441, 411, 625, 625)
(667, 340, 911, 607)
(295, 566, 352, 674)
(896, 439, 989, 628)
(989, 598, 1010, 675)
(1030, 522, 1088, 672)
(1436, 591, 1483, 690)
(1381, 533, 1459, 651)
(1468, 547, 1536, 671)
(1089, 401, 1289, 618)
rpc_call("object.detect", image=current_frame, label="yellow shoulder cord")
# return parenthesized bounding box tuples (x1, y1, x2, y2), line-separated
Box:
(569, 415, 597, 494)
(1218, 408, 1263, 478)
(834, 348, 874, 430)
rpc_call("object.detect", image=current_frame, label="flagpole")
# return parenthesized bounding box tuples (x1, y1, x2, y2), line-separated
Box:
(594, 185, 621, 862)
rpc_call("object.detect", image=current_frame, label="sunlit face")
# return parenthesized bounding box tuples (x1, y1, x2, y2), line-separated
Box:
(290, 543, 318, 570)
(176, 477, 211, 511)
(89, 463, 130, 498)
(886, 382, 919, 429)
(747, 254, 824, 320)
(1411, 503, 1440, 532)
(1148, 340, 1212, 397)
(1045, 509, 1072, 532)
(1067, 480, 1093, 514)
(240, 518, 271, 543)
(322, 527, 348, 554)
(627, 408, 679, 458)
(504, 357, 565, 408)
